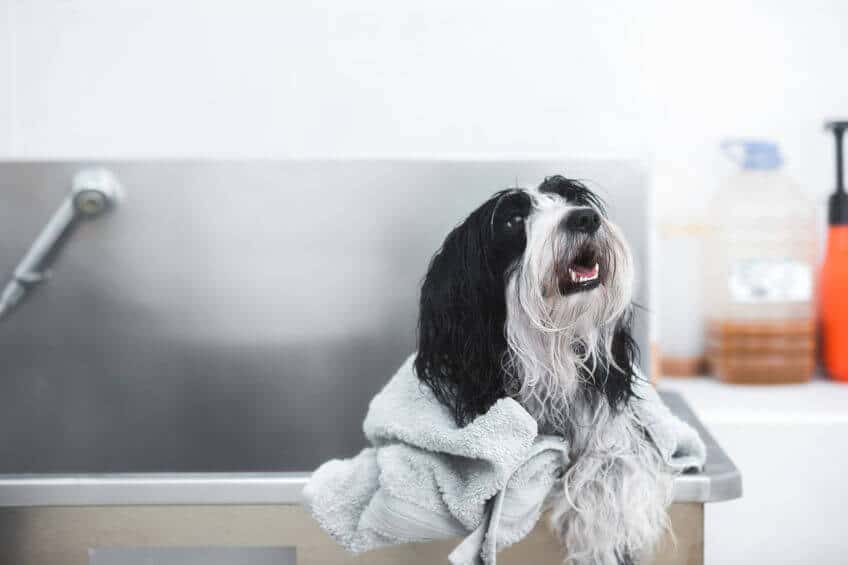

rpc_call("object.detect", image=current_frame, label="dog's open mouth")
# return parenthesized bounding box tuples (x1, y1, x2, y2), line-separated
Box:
(560, 243, 602, 295)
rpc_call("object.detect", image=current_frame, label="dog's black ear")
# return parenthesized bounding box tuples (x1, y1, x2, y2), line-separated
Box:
(594, 309, 640, 409)
(415, 191, 528, 426)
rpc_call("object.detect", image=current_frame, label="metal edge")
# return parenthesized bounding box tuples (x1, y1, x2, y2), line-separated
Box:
(0, 472, 310, 508)
(0, 393, 741, 508)
(660, 390, 743, 503)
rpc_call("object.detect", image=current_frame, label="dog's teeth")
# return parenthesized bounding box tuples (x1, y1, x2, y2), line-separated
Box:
(568, 263, 600, 284)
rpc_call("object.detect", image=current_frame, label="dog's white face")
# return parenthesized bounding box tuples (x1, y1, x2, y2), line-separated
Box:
(505, 185, 634, 429)
(510, 187, 633, 321)
(415, 175, 638, 430)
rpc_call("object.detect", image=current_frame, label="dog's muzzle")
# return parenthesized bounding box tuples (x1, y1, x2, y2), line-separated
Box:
(557, 209, 605, 296)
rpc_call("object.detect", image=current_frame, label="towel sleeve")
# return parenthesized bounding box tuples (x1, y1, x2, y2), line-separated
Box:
(303, 448, 396, 553)
(631, 375, 707, 472)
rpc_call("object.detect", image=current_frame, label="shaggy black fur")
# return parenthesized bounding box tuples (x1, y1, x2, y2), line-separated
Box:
(539, 174, 607, 215)
(415, 189, 531, 426)
(416, 178, 639, 427)
(579, 310, 640, 411)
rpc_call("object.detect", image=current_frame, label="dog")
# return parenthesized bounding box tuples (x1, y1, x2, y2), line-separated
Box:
(414, 175, 672, 565)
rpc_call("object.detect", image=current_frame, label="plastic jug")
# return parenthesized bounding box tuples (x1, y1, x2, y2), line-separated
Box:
(704, 140, 817, 383)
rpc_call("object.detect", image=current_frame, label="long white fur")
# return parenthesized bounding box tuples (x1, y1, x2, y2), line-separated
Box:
(505, 190, 672, 565)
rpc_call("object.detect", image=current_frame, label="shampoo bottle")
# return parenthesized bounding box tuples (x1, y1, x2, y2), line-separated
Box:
(821, 121, 848, 381)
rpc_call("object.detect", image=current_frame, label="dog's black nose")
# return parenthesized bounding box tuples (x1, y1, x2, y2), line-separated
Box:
(562, 208, 601, 234)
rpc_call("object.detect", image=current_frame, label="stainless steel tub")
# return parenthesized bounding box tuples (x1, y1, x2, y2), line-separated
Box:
(0, 161, 740, 564)
(0, 392, 740, 565)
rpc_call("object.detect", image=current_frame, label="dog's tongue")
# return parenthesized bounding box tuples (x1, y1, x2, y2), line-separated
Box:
(572, 263, 599, 277)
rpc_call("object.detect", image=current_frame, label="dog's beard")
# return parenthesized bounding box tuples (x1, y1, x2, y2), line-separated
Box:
(504, 207, 671, 565)
(504, 207, 634, 433)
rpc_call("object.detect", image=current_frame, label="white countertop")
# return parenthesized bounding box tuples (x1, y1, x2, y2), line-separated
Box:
(659, 376, 848, 424)
(660, 375, 848, 565)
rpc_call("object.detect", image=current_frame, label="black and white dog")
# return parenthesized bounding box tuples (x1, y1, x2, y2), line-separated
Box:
(415, 175, 671, 565)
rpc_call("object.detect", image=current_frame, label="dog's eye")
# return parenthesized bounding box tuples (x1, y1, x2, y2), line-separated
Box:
(504, 215, 525, 233)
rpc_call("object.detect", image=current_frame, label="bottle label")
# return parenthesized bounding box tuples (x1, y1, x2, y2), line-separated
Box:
(729, 258, 812, 303)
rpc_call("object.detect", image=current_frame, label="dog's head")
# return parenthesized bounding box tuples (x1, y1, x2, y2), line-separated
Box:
(415, 175, 638, 427)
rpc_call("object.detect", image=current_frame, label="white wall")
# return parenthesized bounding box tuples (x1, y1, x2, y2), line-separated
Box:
(0, 1, 13, 157)
(2, 0, 846, 202)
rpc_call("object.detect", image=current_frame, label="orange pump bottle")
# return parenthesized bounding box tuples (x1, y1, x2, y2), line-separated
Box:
(821, 121, 848, 382)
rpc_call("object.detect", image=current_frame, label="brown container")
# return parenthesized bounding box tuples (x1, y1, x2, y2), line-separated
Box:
(706, 319, 815, 384)
(660, 355, 708, 378)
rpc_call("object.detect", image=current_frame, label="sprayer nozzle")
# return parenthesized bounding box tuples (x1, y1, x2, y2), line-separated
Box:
(70, 169, 123, 216)
(826, 121, 848, 133)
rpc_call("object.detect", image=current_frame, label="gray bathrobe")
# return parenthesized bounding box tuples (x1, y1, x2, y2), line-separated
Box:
(303, 354, 705, 565)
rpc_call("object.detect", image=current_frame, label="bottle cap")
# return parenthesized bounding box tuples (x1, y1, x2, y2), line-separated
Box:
(721, 140, 782, 170)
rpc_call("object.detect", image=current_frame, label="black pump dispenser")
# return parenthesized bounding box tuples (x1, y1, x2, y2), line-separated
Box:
(826, 121, 848, 225)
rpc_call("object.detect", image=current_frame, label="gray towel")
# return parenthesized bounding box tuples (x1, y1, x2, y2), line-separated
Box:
(302, 354, 705, 564)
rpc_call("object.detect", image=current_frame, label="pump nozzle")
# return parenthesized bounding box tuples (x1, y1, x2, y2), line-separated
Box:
(826, 121, 848, 224)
